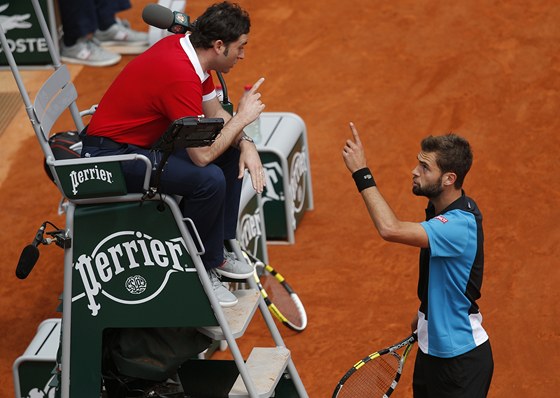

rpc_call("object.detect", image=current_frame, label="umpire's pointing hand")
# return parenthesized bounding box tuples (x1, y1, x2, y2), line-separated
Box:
(238, 77, 266, 193)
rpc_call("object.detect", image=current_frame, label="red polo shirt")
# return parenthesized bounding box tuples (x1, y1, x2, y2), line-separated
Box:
(88, 34, 216, 148)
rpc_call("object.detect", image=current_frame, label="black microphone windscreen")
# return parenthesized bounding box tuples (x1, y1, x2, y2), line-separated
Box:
(16, 245, 39, 279)
(142, 3, 174, 30)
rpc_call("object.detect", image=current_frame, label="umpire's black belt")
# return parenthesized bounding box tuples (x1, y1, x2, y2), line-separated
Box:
(82, 135, 125, 149)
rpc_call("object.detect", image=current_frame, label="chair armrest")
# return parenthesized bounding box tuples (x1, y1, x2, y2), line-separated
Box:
(79, 104, 98, 118)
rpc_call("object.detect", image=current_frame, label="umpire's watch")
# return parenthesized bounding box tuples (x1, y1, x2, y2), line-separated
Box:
(239, 134, 254, 145)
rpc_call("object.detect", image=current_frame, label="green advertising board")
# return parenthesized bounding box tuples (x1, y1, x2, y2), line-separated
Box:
(0, 0, 56, 67)
(55, 161, 129, 199)
(237, 177, 268, 262)
(67, 200, 218, 397)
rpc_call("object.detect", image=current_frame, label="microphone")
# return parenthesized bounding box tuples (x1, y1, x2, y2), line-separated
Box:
(15, 223, 46, 279)
(16, 246, 39, 279)
(142, 3, 190, 34)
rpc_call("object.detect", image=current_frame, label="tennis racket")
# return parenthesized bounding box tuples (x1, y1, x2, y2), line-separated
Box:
(332, 333, 417, 398)
(240, 249, 308, 332)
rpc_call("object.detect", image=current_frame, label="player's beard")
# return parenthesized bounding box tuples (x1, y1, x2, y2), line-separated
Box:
(412, 175, 443, 199)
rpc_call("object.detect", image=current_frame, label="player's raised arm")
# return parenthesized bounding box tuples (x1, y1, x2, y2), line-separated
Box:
(342, 122, 428, 247)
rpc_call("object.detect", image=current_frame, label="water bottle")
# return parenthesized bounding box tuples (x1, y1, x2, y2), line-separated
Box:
(243, 84, 262, 144)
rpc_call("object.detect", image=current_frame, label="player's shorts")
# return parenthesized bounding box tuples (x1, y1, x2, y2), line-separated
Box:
(412, 339, 493, 398)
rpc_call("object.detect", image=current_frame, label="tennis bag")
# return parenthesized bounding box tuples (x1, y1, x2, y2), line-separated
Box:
(43, 130, 82, 182)
(102, 327, 211, 382)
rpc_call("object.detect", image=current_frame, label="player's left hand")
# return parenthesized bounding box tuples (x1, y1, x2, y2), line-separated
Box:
(342, 122, 368, 173)
(238, 141, 266, 193)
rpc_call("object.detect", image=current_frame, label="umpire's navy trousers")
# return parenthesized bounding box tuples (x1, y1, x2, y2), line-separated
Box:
(81, 140, 242, 270)
(58, 0, 132, 45)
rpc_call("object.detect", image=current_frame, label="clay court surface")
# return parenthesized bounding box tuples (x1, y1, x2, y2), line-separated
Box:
(1, 0, 559, 396)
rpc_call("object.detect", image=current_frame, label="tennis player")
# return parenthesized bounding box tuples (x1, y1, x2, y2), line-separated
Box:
(342, 123, 493, 398)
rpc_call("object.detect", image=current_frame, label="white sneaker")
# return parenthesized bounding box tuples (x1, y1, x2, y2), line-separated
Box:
(94, 19, 149, 55)
(208, 269, 238, 307)
(60, 38, 121, 67)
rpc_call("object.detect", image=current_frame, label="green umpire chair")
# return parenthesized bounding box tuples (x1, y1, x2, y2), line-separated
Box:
(2, 1, 308, 397)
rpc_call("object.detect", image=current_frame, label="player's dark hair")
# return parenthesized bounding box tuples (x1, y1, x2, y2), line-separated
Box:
(190, 2, 250, 49)
(421, 133, 473, 189)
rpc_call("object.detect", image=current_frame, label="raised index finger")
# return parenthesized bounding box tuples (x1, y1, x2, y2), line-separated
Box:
(250, 77, 265, 92)
(349, 122, 362, 145)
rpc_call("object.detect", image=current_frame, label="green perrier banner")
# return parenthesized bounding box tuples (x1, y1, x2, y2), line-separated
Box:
(0, 0, 55, 66)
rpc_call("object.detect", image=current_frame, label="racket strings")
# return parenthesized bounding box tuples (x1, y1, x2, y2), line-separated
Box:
(260, 274, 304, 327)
(244, 252, 307, 331)
(337, 353, 400, 398)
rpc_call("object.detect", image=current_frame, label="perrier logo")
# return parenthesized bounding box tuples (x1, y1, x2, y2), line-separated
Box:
(289, 149, 307, 228)
(238, 209, 263, 254)
(69, 165, 114, 195)
(72, 230, 194, 316)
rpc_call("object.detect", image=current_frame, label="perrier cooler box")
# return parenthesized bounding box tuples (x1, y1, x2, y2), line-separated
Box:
(257, 112, 313, 244)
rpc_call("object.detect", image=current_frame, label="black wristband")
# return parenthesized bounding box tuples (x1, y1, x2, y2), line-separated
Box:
(352, 167, 376, 192)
